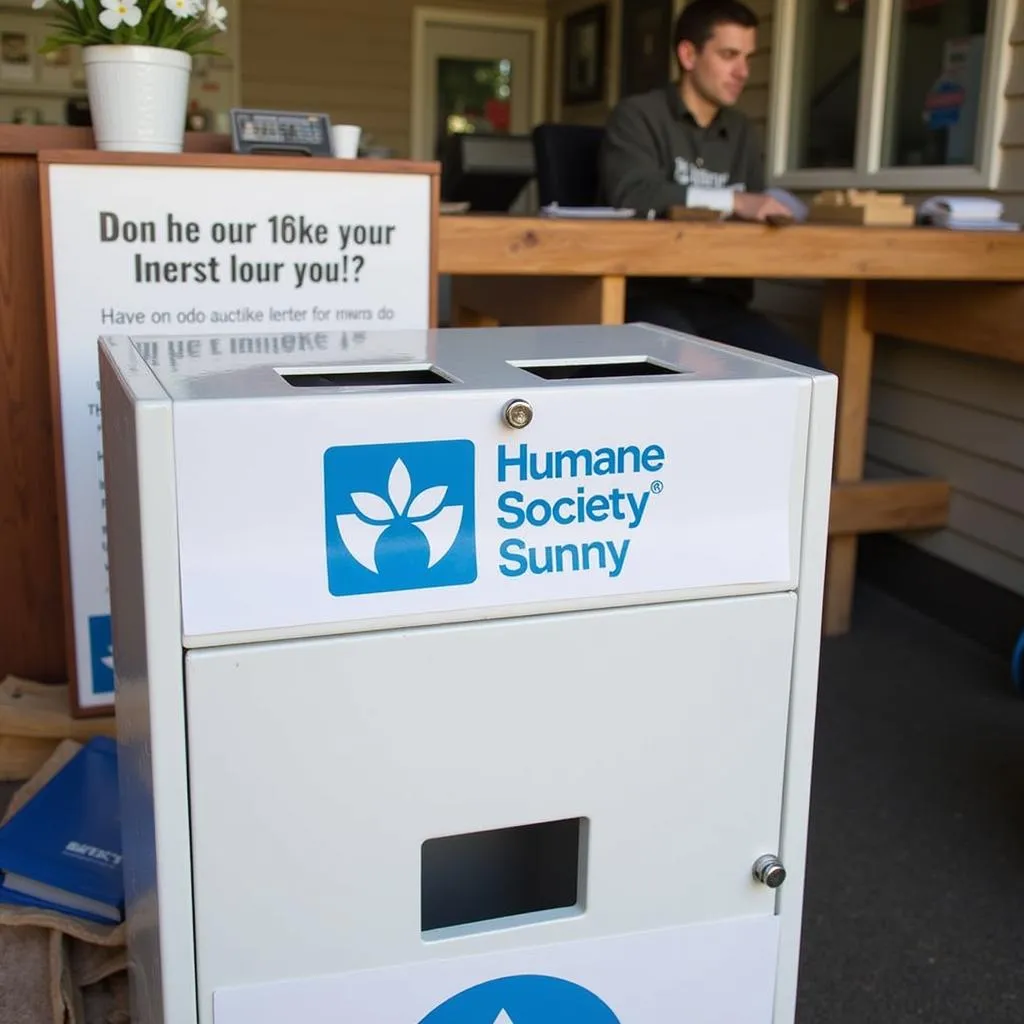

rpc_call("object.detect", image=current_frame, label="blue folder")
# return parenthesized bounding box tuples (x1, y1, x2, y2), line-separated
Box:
(0, 736, 123, 923)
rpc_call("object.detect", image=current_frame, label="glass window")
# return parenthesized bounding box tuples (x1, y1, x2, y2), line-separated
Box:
(435, 58, 512, 151)
(788, 0, 866, 169)
(881, 0, 990, 167)
(774, 0, 999, 183)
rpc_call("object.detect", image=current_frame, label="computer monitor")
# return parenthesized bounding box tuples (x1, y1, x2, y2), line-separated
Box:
(439, 133, 535, 213)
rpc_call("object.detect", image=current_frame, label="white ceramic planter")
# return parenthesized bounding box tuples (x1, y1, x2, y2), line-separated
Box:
(83, 45, 192, 153)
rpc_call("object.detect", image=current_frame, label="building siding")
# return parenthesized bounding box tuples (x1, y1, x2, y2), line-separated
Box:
(1000, 7, 1024, 190)
(241, 0, 548, 159)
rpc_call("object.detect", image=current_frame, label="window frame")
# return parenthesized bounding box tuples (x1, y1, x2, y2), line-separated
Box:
(765, 0, 1016, 191)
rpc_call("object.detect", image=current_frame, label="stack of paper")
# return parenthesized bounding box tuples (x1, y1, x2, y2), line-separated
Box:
(540, 203, 637, 219)
(918, 196, 1020, 231)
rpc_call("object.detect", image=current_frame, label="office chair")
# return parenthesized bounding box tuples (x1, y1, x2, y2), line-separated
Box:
(531, 124, 605, 207)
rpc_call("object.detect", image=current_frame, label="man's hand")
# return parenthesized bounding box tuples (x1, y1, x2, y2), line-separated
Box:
(732, 192, 794, 223)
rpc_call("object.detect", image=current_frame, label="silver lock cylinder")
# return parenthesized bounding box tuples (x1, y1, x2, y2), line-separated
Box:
(503, 398, 533, 429)
(752, 854, 786, 889)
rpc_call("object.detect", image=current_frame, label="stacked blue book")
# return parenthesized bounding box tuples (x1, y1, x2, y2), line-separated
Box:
(0, 736, 123, 924)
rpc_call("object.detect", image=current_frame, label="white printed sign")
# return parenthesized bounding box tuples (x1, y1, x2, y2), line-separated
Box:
(212, 917, 780, 1024)
(171, 376, 804, 641)
(42, 160, 434, 709)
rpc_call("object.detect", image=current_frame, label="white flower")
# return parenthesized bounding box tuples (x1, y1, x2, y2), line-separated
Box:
(32, 1, 49, 9)
(99, 0, 142, 29)
(204, 0, 227, 30)
(165, 0, 202, 18)
(337, 458, 463, 573)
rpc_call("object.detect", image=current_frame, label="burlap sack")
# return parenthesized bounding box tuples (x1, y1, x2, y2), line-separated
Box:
(0, 741, 128, 1024)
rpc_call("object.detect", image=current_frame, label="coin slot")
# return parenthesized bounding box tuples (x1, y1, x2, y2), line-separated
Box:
(511, 357, 683, 380)
(279, 365, 454, 388)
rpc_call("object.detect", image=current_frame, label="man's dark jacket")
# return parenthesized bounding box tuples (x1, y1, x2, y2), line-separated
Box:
(599, 83, 766, 304)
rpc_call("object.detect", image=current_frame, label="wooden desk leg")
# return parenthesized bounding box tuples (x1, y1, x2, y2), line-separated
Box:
(600, 275, 626, 323)
(819, 281, 875, 636)
(450, 305, 499, 328)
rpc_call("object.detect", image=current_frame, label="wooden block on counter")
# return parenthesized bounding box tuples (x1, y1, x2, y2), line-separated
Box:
(812, 188, 908, 208)
(809, 187, 915, 225)
(808, 203, 916, 227)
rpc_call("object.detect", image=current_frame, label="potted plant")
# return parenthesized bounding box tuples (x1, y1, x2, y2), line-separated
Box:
(33, 0, 228, 153)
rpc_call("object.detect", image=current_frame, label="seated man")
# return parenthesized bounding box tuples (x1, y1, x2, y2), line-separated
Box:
(600, 0, 824, 369)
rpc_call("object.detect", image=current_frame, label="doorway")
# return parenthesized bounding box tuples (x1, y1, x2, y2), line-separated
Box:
(410, 7, 547, 163)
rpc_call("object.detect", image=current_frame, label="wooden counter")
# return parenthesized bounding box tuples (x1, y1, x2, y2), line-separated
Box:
(437, 214, 1024, 280)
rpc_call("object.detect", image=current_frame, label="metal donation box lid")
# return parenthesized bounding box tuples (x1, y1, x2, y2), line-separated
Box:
(106, 323, 826, 646)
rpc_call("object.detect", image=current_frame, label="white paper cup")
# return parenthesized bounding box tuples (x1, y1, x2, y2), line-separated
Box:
(332, 124, 361, 159)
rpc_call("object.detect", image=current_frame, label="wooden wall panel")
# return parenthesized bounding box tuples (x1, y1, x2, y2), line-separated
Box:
(0, 154, 64, 684)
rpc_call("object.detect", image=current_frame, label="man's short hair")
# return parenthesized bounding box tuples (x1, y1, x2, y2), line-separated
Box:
(674, 0, 759, 52)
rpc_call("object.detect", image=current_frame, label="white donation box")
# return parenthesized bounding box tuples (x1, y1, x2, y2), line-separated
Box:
(99, 323, 836, 1024)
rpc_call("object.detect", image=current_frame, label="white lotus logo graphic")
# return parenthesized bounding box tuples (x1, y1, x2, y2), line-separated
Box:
(335, 458, 463, 574)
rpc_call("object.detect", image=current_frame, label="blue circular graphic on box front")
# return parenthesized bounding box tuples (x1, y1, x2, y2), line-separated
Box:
(419, 974, 621, 1024)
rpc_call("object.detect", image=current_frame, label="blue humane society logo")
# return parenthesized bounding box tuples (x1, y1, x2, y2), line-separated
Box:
(419, 974, 621, 1024)
(324, 439, 477, 597)
(88, 614, 114, 695)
